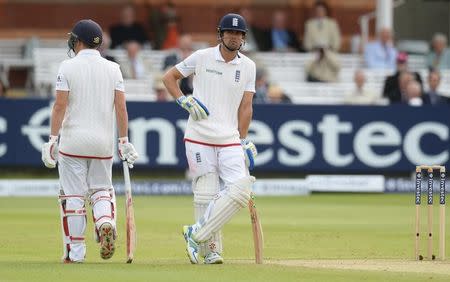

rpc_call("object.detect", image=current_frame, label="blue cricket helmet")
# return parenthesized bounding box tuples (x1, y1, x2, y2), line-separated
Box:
(217, 13, 247, 34)
(68, 19, 103, 49)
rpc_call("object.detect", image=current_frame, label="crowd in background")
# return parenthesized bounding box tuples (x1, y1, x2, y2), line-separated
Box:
(0, 0, 450, 107)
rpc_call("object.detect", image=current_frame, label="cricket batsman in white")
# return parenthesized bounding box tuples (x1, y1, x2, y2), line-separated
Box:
(41, 19, 138, 263)
(163, 13, 258, 264)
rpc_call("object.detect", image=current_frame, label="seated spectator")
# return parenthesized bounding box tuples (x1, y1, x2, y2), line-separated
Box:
(423, 70, 450, 105)
(239, 7, 270, 52)
(269, 10, 300, 52)
(344, 69, 379, 105)
(110, 5, 149, 49)
(387, 71, 414, 104)
(0, 65, 8, 97)
(253, 68, 269, 103)
(98, 32, 116, 62)
(120, 41, 151, 79)
(383, 52, 423, 101)
(0, 75, 8, 98)
(364, 27, 397, 69)
(267, 85, 292, 104)
(162, 34, 194, 94)
(305, 47, 340, 82)
(153, 74, 170, 102)
(163, 34, 193, 69)
(404, 80, 424, 106)
(427, 33, 450, 70)
(303, 1, 341, 52)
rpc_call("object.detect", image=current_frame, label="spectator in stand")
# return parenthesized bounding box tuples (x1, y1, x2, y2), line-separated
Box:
(160, 2, 180, 50)
(253, 68, 269, 103)
(404, 80, 424, 106)
(344, 69, 379, 105)
(383, 52, 423, 102)
(98, 32, 116, 63)
(423, 70, 450, 105)
(149, 1, 180, 50)
(153, 73, 170, 102)
(387, 71, 414, 104)
(364, 27, 397, 69)
(163, 34, 194, 69)
(305, 46, 340, 82)
(266, 85, 292, 104)
(0, 65, 8, 97)
(162, 34, 194, 94)
(0, 75, 8, 98)
(269, 10, 301, 52)
(120, 41, 151, 79)
(110, 5, 149, 49)
(427, 33, 450, 70)
(239, 7, 270, 52)
(303, 1, 341, 52)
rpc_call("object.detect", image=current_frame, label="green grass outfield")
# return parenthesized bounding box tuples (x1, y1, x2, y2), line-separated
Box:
(1, 194, 449, 281)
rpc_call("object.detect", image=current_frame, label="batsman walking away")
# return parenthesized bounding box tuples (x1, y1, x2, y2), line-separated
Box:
(163, 12, 259, 265)
(41, 19, 138, 263)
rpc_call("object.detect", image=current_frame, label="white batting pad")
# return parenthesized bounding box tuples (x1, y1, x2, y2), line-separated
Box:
(193, 176, 255, 243)
(193, 173, 223, 256)
(59, 192, 87, 262)
(90, 189, 116, 241)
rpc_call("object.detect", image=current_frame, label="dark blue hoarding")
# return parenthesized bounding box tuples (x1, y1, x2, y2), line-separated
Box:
(0, 99, 449, 173)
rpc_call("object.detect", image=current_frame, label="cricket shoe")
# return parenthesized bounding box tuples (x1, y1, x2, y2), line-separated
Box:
(99, 222, 115, 260)
(182, 225, 200, 264)
(204, 252, 223, 264)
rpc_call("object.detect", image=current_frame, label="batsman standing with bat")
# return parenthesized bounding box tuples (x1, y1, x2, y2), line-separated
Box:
(41, 19, 138, 263)
(164, 13, 258, 264)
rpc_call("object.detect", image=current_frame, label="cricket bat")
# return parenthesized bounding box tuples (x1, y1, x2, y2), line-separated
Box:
(123, 161, 136, 263)
(248, 193, 263, 264)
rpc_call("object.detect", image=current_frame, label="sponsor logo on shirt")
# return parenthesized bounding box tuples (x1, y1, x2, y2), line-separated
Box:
(235, 70, 240, 82)
(206, 68, 223, 75)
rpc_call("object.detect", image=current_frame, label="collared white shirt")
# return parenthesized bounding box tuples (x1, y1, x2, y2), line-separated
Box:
(176, 44, 256, 145)
(55, 49, 125, 158)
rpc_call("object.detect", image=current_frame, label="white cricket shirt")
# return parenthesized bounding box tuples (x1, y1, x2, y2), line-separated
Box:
(55, 49, 125, 158)
(176, 44, 256, 145)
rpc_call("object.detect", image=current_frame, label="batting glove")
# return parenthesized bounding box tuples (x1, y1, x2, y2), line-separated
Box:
(41, 135, 59, 169)
(176, 95, 209, 121)
(241, 139, 258, 170)
(118, 137, 139, 168)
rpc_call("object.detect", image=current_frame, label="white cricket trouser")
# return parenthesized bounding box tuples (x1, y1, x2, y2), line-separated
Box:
(185, 142, 249, 184)
(185, 141, 249, 256)
(58, 154, 115, 262)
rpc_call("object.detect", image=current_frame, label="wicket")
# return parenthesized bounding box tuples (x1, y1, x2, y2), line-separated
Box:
(414, 165, 446, 261)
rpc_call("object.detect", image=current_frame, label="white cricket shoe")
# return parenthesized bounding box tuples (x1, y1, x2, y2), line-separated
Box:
(204, 252, 223, 264)
(99, 222, 115, 260)
(182, 225, 199, 264)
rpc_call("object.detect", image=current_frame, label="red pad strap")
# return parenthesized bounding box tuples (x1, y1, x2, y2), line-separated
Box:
(91, 195, 112, 206)
(93, 215, 113, 223)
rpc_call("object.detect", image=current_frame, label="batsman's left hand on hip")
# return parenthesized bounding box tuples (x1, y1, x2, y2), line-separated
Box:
(241, 139, 257, 170)
(41, 135, 59, 168)
(118, 137, 138, 168)
(176, 95, 209, 121)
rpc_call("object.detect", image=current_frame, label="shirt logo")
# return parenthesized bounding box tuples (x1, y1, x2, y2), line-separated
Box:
(57, 75, 62, 82)
(232, 18, 238, 26)
(206, 68, 223, 75)
(195, 152, 201, 163)
(235, 70, 240, 82)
